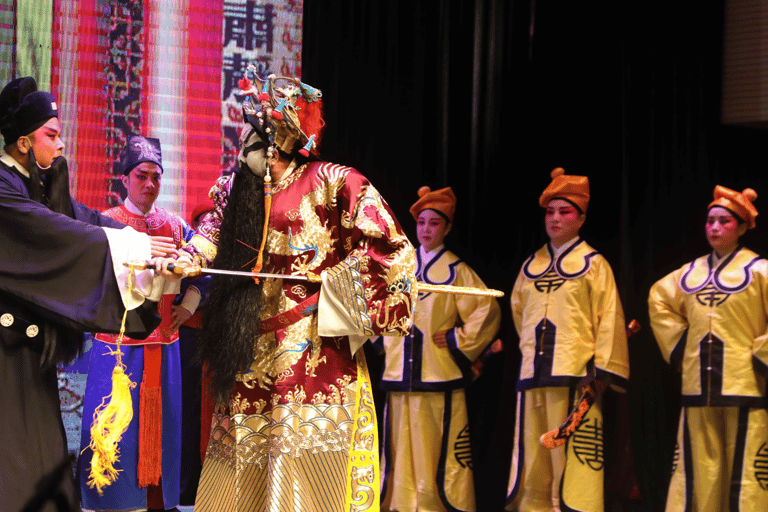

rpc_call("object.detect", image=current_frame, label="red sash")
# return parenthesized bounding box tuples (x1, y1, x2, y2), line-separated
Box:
(258, 292, 319, 334)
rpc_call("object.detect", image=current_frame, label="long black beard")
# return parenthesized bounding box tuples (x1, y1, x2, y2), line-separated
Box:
(198, 166, 266, 404)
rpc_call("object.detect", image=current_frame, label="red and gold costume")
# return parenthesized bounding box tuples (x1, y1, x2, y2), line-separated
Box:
(189, 161, 416, 512)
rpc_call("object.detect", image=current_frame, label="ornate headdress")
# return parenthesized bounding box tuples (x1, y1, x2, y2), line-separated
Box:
(238, 66, 325, 159)
(234, 66, 325, 282)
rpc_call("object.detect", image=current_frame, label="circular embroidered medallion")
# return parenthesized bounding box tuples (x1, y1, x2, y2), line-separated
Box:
(0, 313, 13, 327)
(26, 324, 39, 338)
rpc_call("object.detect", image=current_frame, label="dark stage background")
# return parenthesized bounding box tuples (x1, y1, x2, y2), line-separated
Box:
(304, 1, 768, 511)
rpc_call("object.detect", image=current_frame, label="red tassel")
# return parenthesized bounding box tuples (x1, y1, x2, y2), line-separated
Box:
(258, 92, 270, 101)
(299, 148, 309, 157)
(137, 381, 163, 487)
(270, 110, 284, 120)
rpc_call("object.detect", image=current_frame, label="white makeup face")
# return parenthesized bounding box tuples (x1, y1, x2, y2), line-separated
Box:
(238, 125, 268, 177)
(706, 206, 746, 257)
(545, 199, 585, 247)
(417, 209, 451, 252)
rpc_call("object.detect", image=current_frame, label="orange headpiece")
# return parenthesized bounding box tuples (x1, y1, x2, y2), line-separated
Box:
(409, 186, 456, 223)
(709, 185, 758, 229)
(538, 167, 590, 213)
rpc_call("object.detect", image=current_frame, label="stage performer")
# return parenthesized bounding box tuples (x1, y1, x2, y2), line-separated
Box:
(78, 136, 193, 512)
(648, 185, 768, 512)
(376, 186, 500, 512)
(506, 168, 630, 512)
(171, 70, 416, 512)
(0, 77, 168, 512)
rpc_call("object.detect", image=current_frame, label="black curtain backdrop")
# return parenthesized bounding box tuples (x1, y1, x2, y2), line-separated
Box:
(304, 1, 768, 511)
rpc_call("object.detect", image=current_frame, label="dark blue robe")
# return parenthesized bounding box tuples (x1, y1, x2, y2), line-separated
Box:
(0, 158, 158, 512)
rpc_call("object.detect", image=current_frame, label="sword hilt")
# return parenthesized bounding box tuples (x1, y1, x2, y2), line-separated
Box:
(123, 260, 201, 276)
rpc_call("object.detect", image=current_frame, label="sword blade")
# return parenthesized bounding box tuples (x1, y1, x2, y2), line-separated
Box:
(124, 261, 504, 296)
(197, 267, 310, 281)
(417, 282, 505, 298)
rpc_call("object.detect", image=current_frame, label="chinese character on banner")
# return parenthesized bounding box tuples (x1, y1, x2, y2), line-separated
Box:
(220, 0, 302, 174)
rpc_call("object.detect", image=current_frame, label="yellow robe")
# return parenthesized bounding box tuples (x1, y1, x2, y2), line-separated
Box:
(379, 247, 501, 512)
(649, 246, 768, 512)
(506, 239, 629, 512)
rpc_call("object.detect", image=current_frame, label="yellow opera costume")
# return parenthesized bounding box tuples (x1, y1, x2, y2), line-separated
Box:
(649, 246, 768, 512)
(187, 162, 416, 512)
(377, 246, 501, 512)
(506, 238, 629, 512)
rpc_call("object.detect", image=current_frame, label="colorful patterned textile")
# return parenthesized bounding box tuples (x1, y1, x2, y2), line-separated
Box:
(78, 204, 190, 510)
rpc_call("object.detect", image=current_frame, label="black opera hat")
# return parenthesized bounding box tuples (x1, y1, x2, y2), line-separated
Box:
(118, 135, 163, 175)
(0, 77, 58, 145)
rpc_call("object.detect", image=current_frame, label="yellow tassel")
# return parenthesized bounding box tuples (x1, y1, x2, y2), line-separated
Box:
(85, 268, 137, 494)
(86, 361, 136, 494)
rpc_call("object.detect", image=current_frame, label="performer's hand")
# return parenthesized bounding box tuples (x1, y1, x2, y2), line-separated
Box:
(149, 257, 183, 280)
(150, 235, 178, 257)
(169, 304, 193, 331)
(432, 330, 449, 348)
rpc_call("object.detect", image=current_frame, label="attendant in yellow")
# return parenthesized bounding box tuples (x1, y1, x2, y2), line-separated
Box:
(506, 168, 630, 512)
(648, 186, 768, 512)
(378, 186, 501, 512)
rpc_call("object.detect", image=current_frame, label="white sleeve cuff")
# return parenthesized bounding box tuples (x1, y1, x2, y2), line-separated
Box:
(317, 268, 371, 356)
(103, 226, 180, 310)
(179, 285, 202, 314)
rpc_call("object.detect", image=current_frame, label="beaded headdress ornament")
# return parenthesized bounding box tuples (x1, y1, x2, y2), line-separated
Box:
(236, 66, 325, 281)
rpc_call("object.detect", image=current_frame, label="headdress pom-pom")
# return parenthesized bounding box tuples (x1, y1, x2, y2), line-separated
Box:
(551, 167, 565, 179)
(271, 98, 286, 120)
(743, 188, 758, 202)
(417, 186, 432, 198)
(299, 135, 316, 157)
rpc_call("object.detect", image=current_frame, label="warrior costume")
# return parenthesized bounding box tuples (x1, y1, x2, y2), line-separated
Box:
(78, 200, 192, 511)
(189, 161, 416, 512)
(649, 246, 768, 512)
(506, 237, 629, 512)
(378, 244, 500, 512)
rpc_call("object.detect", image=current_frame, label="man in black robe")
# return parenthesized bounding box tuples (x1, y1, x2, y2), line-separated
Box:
(0, 77, 164, 512)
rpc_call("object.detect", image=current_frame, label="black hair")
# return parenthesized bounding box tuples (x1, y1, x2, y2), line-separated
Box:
(197, 165, 266, 404)
(548, 197, 584, 215)
(418, 208, 451, 224)
(708, 205, 745, 225)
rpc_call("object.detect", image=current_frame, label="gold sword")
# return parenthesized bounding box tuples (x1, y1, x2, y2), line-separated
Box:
(125, 261, 505, 298)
